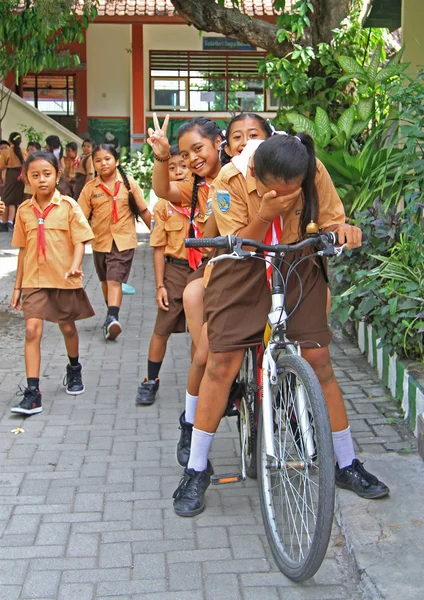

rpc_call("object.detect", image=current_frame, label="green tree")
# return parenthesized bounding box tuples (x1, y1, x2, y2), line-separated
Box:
(0, 0, 97, 136)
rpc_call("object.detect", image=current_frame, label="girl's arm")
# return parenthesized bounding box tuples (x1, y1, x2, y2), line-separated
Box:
(140, 208, 151, 230)
(65, 242, 85, 279)
(11, 247, 25, 310)
(85, 156, 94, 183)
(147, 113, 182, 204)
(153, 246, 169, 311)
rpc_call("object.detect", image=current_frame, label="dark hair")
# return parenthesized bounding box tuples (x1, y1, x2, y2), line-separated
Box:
(220, 113, 273, 166)
(0, 139, 10, 146)
(9, 131, 24, 165)
(24, 151, 59, 175)
(45, 135, 63, 159)
(66, 142, 78, 152)
(92, 144, 141, 220)
(176, 117, 222, 237)
(27, 141, 42, 151)
(82, 138, 95, 147)
(253, 133, 318, 237)
(169, 144, 181, 157)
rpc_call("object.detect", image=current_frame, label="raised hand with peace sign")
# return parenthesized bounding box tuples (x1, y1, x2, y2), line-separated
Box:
(147, 113, 171, 160)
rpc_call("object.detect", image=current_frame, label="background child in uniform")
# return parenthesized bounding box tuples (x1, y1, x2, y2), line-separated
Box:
(0, 139, 10, 226)
(136, 145, 190, 406)
(64, 142, 79, 197)
(23, 142, 42, 200)
(172, 133, 389, 518)
(73, 138, 95, 201)
(0, 132, 27, 232)
(10, 151, 95, 416)
(78, 144, 151, 341)
(45, 135, 73, 197)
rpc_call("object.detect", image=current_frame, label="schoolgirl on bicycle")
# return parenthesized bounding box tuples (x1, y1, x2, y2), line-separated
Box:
(172, 133, 389, 517)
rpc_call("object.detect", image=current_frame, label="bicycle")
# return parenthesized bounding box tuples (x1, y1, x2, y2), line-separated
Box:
(185, 226, 343, 582)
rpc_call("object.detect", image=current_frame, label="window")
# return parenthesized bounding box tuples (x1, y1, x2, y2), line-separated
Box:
(150, 51, 271, 112)
(22, 75, 75, 116)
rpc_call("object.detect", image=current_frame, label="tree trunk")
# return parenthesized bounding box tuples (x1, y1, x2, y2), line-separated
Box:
(170, 0, 352, 57)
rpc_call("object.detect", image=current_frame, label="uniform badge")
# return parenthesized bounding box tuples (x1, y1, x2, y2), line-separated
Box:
(205, 199, 213, 216)
(217, 190, 231, 213)
(150, 218, 155, 231)
(168, 210, 174, 215)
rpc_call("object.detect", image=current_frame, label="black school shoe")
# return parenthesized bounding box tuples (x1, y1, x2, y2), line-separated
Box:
(335, 459, 389, 499)
(103, 315, 122, 341)
(64, 364, 85, 395)
(136, 378, 159, 405)
(10, 387, 42, 415)
(176, 411, 193, 467)
(173, 460, 213, 517)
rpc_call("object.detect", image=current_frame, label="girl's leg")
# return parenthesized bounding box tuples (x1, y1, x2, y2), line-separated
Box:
(25, 318, 43, 378)
(59, 321, 85, 395)
(104, 280, 123, 340)
(183, 278, 205, 348)
(148, 332, 170, 364)
(106, 280, 123, 308)
(101, 281, 108, 304)
(187, 323, 209, 398)
(136, 332, 170, 406)
(8, 204, 16, 224)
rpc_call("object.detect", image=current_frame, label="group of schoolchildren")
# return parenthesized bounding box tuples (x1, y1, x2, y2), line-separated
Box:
(3, 112, 389, 521)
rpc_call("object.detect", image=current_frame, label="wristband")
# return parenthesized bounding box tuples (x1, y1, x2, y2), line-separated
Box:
(256, 212, 273, 224)
(157, 284, 166, 290)
(154, 153, 171, 163)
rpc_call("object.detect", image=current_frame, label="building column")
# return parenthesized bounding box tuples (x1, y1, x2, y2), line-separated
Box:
(131, 24, 144, 151)
(75, 30, 88, 138)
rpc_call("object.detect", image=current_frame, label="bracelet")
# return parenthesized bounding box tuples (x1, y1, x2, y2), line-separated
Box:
(157, 284, 166, 290)
(154, 153, 171, 163)
(256, 212, 273, 224)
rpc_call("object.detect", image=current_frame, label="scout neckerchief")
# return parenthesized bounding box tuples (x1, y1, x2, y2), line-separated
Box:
(263, 217, 283, 289)
(31, 202, 57, 261)
(168, 202, 202, 270)
(99, 179, 121, 224)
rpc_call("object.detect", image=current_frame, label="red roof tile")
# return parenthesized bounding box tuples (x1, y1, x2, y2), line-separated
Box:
(93, 1, 283, 17)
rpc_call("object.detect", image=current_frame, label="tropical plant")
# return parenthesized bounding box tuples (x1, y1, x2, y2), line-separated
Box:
(18, 123, 45, 144)
(120, 143, 154, 190)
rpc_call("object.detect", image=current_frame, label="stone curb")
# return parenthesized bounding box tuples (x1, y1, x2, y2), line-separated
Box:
(356, 320, 424, 437)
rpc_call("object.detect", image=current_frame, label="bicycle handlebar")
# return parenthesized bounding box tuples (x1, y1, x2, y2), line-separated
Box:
(185, 232, 339, 254)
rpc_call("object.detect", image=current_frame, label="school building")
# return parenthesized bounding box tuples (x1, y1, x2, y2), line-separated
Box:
(3, 0, 423, 150)
(4, 1, 283, 149)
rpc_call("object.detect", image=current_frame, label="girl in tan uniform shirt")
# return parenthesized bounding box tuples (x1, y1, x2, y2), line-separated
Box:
(10, 151, 95, 416)
(78, 144, 151, 341)
(172, 133, 389, 517)
(0, 132, 28, 230)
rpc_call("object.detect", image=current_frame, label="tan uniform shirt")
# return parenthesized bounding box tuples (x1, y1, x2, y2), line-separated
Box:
(78, 173, 148, 252)
(177, 176, 210, 235)
(12, 190, 94, 289)
(150, 199, 189, 260)
(63, 157, 77, 182)
(0, 146, 28, 169)
(75, 154, 93, 177)
(210, 159, 345, 241)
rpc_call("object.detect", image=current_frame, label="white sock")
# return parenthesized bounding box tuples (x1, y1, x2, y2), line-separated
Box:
(185, 391, 198, 425)
(7, 220, 13, 224)
(332, 426, 356, 469)
(187, 427, 214, 472)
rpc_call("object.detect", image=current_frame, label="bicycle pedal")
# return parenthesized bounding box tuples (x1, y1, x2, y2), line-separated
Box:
(211, 473, 242, 485)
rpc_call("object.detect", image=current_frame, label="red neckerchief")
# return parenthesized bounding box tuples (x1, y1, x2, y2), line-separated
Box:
(168, 203, 202, 270)
(31, 202, 57, 261)
(263, 217, 283, 290)
(99, 180, 121, 224)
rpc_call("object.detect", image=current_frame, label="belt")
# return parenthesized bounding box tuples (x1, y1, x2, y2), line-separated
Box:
(165, 256, 190, 266)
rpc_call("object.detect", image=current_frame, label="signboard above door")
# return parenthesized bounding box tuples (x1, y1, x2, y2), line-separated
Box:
(202, 37, 256, 51)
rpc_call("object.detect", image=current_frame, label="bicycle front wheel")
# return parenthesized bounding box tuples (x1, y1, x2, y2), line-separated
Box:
(257, 354, 335, 582)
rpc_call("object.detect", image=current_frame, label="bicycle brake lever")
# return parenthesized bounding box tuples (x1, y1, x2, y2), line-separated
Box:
(209, 250, 252, 263)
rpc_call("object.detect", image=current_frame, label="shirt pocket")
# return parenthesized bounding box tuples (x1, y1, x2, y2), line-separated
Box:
(164, 221, 184, 247)
(44, 213, 70, 232)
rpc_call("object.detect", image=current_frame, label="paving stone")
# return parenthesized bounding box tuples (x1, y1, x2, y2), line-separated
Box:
(58, 583, 94, 600)
(169, 561, 202, 591)
(132, 552, 166, 580)
(62, 567, 131, 583)
(35, 522, 71, 546)
(21, 569, 61, 598)
(67, 533, 99, 557)
(99, 542, 132, 568)
(205, 573, 242, 600)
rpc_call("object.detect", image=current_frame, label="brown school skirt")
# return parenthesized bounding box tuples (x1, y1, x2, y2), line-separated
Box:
(22, 288, 95, 323)
(205, 254, 332, 353)
(154, 260, 193, 336)
(73, 173, 86, 201)
(3, 167, 24, 206)
(185, 256, 209, 285)
(93, 242, 135, 283)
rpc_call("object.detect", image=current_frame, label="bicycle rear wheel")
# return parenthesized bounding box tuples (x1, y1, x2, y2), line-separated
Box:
(238, 347, 259, 479)
(257, 354, 335, 582)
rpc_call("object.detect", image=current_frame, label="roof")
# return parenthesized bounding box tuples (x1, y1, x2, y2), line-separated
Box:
(95, 1, 282, 17)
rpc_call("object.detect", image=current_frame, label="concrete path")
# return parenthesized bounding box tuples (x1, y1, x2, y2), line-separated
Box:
(0, 229, 422, 600)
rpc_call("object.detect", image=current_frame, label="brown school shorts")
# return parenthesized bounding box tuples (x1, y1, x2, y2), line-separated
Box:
(154, 260, 193, 336)
(93, 242, 135, 283)
(185, 256, 210, 285)
(205, 253, 332, 353)
(3, 167, 24, 206)
(22, 288, 95, 323)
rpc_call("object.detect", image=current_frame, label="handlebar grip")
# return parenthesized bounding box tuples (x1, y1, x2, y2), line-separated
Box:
(184, 236, 231, 249)
(325, 231, 338, 245)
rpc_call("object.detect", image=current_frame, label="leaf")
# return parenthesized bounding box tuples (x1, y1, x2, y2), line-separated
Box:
(351, 120, 368, 137)
(367, 44, 383, 86)
(338, 56, 367, 81)
(314, 107, 331, 147)
(285, 112, 316, 139)
(357, 97, 374, 122)
(337, 107, 356, 138)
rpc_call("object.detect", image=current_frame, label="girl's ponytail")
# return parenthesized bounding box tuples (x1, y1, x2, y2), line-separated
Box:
(117, 163, 140, 221)
(9, 132, 24, 165)
(189, 174, 201, 237)
(296, 133, 318, 237)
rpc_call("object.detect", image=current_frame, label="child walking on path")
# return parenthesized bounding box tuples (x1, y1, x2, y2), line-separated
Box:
(0, 132, 28, 231)
(78, 144, 151, 341)
(73, 139, 95, 201)
(10, 152, 95, 416)
(136, 146, 190, 406)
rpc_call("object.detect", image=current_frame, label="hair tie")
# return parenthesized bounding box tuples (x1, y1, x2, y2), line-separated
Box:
(295, 135, 302, 142)
(221, 129, 227, 139)
(267, 120, 288, 137)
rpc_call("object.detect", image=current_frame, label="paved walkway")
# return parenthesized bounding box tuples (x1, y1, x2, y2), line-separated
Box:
(0, 229, 422, 600)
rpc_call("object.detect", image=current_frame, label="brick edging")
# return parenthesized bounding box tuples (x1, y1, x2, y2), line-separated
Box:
(356, 320, 424, 436)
